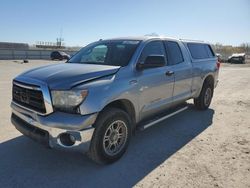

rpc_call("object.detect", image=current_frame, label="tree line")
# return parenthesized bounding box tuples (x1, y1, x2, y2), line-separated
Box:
(212, 43, 250, 58)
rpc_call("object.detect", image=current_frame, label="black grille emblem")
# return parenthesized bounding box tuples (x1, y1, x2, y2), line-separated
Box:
(20, 92, 29, 104)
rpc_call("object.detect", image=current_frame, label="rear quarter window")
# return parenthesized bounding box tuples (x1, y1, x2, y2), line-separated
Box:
(187, 43, 215, 59)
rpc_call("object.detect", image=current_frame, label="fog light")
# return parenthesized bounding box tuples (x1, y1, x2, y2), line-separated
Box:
(69, 134, 76, 142)
(59, 133, 75, 147)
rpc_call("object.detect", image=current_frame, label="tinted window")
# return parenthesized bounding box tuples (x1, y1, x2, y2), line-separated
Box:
(187, 43, 215, 59)
(140, 41, 165, 62)
(205, 45, 215, 57)
(69, 40, 140, 66)
(165, 41, 184, 65)
(51, 51, 60, 57)
(52, 52, 58, 56)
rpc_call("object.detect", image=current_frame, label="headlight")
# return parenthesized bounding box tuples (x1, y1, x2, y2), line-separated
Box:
(51, 90, 88, 113)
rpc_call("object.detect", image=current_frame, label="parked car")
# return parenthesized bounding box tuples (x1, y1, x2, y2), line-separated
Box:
(50, 51, 70, 60)
(228, 53, 245, 64)
(11, 37, 219, 164)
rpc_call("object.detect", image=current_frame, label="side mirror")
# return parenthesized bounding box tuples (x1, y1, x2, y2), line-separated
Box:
(137, 55, 165, 70)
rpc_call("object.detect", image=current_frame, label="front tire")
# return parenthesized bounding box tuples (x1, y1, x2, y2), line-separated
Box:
(88, 107, 132, 164)
(194, 81, 214, 110)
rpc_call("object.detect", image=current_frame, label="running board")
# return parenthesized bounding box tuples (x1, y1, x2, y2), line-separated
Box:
(138, 105, 188, 131)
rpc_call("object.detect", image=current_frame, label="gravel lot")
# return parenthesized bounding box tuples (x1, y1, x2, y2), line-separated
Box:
(0, 60, 249, 188)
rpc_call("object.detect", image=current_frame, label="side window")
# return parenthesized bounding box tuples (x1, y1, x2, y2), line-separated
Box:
(187, 43, 214, 59)
(139, 41, 166, 62)
(80, 44, 108, 63)
(165, 41, 184, 65)
(205, 45, 215, 58)
(56, 52, 61, 57)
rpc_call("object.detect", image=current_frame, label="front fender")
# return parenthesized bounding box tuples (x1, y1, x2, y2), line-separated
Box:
(77, 74, 140, 121)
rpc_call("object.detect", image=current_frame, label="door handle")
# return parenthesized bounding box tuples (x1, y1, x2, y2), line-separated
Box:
(129, 80, 138, 85)
(165, 70, 174, 76)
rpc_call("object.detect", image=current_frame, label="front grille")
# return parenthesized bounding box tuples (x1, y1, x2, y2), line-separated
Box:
(12, 82, 46, 114)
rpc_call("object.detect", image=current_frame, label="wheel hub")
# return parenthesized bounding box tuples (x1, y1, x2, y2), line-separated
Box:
(103, 120, 128, 156)
(110, 131, 119, 142)
(204, 87, 212, 106)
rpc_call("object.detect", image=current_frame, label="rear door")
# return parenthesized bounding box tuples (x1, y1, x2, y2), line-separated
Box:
(164, 41, 193, 103)
(137, 40, 175, 120)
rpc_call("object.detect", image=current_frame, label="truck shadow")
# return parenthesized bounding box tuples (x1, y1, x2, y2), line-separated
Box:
(0, 108, 214, 188)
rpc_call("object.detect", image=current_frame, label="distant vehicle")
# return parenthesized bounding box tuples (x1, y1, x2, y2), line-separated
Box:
(216, 53, 228, 63)
(216, 53, 222, 63)
(50, 51, 70, 60)
(228, 53, 245, 64)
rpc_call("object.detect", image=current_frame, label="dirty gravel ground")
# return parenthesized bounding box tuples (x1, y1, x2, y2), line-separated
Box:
(0, 60, 249, 188)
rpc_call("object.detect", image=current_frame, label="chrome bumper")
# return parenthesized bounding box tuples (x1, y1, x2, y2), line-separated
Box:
(11, 102, 97, 153)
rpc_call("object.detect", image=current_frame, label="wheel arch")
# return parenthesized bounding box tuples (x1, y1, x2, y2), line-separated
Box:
(203, 75, 215, 89)
(96, 99, 137, 131)
(194, 74, 215, 98)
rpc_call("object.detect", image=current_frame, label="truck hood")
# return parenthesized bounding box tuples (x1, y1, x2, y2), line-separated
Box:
(16, 63, 120, 90)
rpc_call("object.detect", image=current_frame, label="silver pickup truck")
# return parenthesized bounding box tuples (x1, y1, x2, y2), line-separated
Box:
(11, 36, 220, 164)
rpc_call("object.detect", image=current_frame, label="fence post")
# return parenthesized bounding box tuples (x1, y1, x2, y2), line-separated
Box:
(12, 50, 15, 60)
(25, 50, 28, 59)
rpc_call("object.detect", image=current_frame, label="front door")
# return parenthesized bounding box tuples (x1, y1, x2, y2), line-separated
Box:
(136, 40, 175, 120)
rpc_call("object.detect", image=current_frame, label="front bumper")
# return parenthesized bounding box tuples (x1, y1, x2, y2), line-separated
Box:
(11, 102, 97, 152)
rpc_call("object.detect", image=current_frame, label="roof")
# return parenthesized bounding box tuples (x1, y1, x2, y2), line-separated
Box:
(101, 36, 208, 44)
(179, 39, 206, 43)
(103, 36, 179, 42)
(230, 53, 246, 57)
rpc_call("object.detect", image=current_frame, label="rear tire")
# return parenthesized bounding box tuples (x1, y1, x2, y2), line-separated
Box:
(194, 81, 214, 110)
(88, 107, 132, 164)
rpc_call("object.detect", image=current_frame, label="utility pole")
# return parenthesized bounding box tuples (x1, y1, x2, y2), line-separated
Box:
(56, 27, 64, 48)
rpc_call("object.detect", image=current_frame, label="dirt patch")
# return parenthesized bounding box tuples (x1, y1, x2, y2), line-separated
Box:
(0, 61, 249, 188)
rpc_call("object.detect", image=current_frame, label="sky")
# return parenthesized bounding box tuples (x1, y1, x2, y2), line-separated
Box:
(0, 0, 249, 46)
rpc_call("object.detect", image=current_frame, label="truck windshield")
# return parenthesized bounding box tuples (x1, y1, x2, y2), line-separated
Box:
(68, 40, 140, 66)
